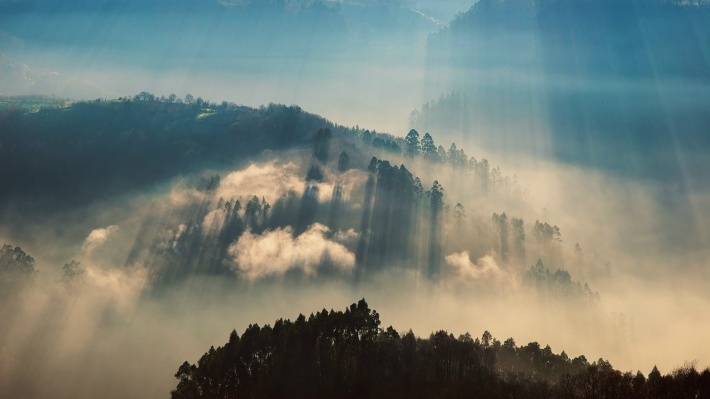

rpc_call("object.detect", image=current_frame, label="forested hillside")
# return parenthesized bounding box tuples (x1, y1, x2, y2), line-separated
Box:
(2, 95, 595, 291)
(0, 96, 334, 210)
(172, 299, 710, 399)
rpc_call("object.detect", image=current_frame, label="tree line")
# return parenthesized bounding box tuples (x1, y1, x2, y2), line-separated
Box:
(354, 124, 522, 197)
(171, 299, 710, 399)
(0, 96, 346, 213)
(0, 244, 87, 311)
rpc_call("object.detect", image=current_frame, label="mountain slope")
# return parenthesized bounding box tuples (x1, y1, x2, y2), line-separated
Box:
(422, 0, 710, 183)
(0, 98, 332, 210)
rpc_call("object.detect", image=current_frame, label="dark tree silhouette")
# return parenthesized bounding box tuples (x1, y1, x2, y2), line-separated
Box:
(525, 259, 599, 303)
(492, 212, 509, 261)
(404, 129, 420, 158)
(313, 128, 333, 163)
(337, 150, 350, 172)
(428, 180, 444, 278)
(511, 217, 526, 263)
(421, 132, 438, 162)
(0, 244, 37, 296)
(61, 260, 86, 282)
(306, 164, 325, 182)
(172, 299, 707, 399)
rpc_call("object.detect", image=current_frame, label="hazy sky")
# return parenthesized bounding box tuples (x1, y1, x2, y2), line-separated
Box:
(1, 149, 708, 399)
(0, 0, 448, 133)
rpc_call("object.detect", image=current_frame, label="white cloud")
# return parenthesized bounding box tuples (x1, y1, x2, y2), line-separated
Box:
(168, 185, 208, 207)
(82, 225, 119, 254)
(444, 251, 517, 289)
(201, 208, 227, 233)
(333, 228, 359, 245)
(83, 265, 149, 316)
(229, 223, 355, 281)
(314, 168, 368, 203)
(214, 162, 367, 207)
(216, 161, 305, 204)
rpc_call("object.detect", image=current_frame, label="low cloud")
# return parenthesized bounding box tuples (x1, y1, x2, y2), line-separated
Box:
(229, 223, 356, 281)
(82, 265, 149, 316)
(81, 225, 119, 254)
(217, 161, 304, 204)
(201, 208, 227, 233)
(315, 169, 369, 203)
(444, 251, 517, 289)
(214, 162, 367, 206)
(168, 186, 208, 207)
(333, 228, 359, 245)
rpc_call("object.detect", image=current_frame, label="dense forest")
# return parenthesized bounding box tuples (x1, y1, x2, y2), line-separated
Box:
(172, 299, 710, 399)
(0, 94, 599, 295)
(0, 95, 334, 210)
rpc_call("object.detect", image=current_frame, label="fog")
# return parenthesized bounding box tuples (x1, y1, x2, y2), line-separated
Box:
(2, 0, 710, 397)
(2, 139, 709, 398)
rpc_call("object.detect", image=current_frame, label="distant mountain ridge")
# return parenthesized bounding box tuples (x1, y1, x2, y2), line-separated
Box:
(421, 0, 710, 183)
(434, 0, 710, 79)
(0, 0, 439, 69)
